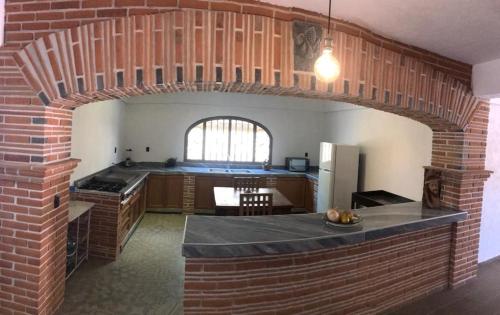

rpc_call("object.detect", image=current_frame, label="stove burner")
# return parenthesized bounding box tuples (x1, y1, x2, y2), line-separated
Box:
(79, 180, 126, 193)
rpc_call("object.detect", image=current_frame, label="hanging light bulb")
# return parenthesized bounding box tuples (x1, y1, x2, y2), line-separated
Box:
(314, 38, 340, 82)
(314, 0, 340, 83)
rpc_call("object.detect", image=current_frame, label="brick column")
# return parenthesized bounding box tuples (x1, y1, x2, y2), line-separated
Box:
(429, 101, 490, 287)
(312, 179, 318, 212)
(442, 170, 490, 287)
(0, 159, 79, 314)
(265, 176, 277, 188)
(0, 46, 78, 314)
(183, 175, 196, 214)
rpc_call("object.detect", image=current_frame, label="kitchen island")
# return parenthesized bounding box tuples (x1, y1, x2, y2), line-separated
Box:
(182, 202, 466, 314)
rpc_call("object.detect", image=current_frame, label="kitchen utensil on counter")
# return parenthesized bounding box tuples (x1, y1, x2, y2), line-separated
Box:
(123, 148, 135, 167)
(166, 158, 177, 168)
(123, 158, 135, 167)
(262, 160, 272, 171)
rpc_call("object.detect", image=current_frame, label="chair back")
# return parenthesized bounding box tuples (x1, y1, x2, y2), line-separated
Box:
(239, 193, 273, 216)
(234, 177, 261, 191)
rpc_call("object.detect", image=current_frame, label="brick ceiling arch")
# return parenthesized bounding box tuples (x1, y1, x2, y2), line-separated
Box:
(13, 9, 482, 132)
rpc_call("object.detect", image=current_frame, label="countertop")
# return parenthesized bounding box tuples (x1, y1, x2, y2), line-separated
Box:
(182, 202, 467, 258)
(113, 163, 319, 181)
(68, 200, 94, 222)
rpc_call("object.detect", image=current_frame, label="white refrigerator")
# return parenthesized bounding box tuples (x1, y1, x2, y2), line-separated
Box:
(317, 142, 359, 213)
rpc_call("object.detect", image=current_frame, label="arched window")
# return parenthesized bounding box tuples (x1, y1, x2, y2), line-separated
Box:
(185, 116, 272, 163)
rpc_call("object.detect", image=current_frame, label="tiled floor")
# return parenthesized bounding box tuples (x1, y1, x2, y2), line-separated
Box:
(59, 214, 500, 315)
(58, 213, 186, 315)
(387, 256, 500, 315)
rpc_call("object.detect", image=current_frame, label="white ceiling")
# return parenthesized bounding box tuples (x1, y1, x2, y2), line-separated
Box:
(263, 0, 500, 65)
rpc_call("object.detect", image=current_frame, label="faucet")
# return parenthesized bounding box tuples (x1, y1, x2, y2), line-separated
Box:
(226, 153, 231, 171)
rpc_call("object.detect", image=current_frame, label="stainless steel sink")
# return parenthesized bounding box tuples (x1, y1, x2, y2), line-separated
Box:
(229, 169, 251, 173)
(207, 168, 252, 173)
(208, 168, 230, 173)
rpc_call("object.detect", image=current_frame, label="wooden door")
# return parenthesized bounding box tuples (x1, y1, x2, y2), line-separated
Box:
(146, 175, 166, 208)
(165, 175, 184, 209)
(276, 177, 306, 208)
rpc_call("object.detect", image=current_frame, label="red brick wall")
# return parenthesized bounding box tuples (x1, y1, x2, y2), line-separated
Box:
(1, 0, 474, 85)
(14, 10, 480, 134)
(184, 225, 452, 314)
(70, 192, 121, 260)
(183, 175, 196, 213)
(0, 1, 491, 314)
(0, 159, 78, 315)
(433, 102, 491, 287)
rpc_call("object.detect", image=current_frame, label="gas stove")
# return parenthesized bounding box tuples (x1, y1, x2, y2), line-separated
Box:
(78, 179, 127, 193)
(74, 169, 149, 202)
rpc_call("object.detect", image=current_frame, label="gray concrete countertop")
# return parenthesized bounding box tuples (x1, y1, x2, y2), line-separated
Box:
(182, 202, 466, 258)
(113, 162, 319, 181)
(68, 200, 94, 222)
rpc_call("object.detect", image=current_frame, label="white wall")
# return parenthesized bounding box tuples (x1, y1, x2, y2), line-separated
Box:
(479, 99, 500, 262)
(70, 93, 432, 203)
(322, 105, 433, 201)
(70, 99, 126, 183)
(122, 93, 326, 166)
(473, 59, 500, 98)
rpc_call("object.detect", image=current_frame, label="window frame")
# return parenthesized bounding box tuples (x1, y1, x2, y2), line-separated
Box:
(184, 116, 273, 164)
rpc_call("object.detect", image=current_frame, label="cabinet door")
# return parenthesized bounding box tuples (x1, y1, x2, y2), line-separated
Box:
(146, 175, 166, 208)
(305, 179, 316, 213)
(276, 177, 306, 208)
(213, 177, 233, 187)
(195, 176, 214, 210)
(165, 175, 184, 209)
(139, 185, 147, 215)
(118, 203, 131, 245)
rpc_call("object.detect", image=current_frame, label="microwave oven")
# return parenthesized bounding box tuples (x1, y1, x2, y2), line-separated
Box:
(285, 157, 310, 172)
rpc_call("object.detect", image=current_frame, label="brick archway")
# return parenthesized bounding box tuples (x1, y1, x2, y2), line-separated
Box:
(15, 10, 482, 133)
(0, 3, 490, 315)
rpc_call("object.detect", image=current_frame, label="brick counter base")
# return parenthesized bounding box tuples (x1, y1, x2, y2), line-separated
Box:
(71, 192, 121, 260)
(184, 225, 452, 314)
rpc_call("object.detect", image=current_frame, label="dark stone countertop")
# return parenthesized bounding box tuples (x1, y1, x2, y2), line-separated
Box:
(113, 162, 319, 181)
(182, 202, 466, 258)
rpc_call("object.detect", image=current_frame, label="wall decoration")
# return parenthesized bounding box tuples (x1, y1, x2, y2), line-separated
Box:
(293, 21, 323, 72)
(423, 169, 442, 209)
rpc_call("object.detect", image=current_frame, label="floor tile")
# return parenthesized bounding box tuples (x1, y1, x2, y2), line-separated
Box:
(58, 214, 186, 315)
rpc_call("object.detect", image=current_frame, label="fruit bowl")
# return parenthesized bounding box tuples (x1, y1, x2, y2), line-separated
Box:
(324, 215, 363, 228)
(323, 209, 363, 229)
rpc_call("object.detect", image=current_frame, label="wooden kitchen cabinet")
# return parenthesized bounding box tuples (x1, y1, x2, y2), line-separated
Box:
(146, 175, 184, 209)
(305, 179, 317, 213)
(119, 183, 146, 250)
(194, 176, 214, 210)
(165, 175, 184, 208)
(276, 177, 306, 208)
(146, 175, 165, 208)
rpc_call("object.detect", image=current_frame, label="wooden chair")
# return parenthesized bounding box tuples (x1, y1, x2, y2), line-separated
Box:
(239, 193, 273, 216)
(233, 177, 261, 191)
